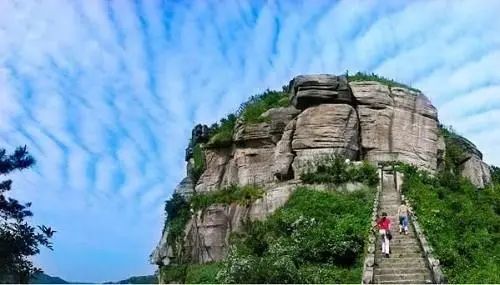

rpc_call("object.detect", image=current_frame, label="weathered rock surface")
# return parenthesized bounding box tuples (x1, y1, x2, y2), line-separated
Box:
(186, 182, 296, 263)
(195, 148, 232, 193)
(292, 104, 359, 153)
(350, 81, 439, 172)
(154, 74, 493, 269)
(272, 119, 296, 180)
(460, 152, 492, 188)
(290, 74, 353, 109)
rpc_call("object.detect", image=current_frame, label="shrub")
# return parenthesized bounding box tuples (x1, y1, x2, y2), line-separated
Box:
(491, 165, 500, 185)
(207, 114, 237, 148)
(159, 264, 187, 283)
(399, 165, 500, 283)
(238, 89, 289, 123)
(185, 262, 222, 284)
(217, 187, 374, 284)
(300, 156, 379, 187)
(347, 71, 420, 92)
(163, 194, 190, 261)
(191, 143, 205, 182)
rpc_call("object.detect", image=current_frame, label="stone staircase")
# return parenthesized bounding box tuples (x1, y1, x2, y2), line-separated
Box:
(373, 172, 433, 284)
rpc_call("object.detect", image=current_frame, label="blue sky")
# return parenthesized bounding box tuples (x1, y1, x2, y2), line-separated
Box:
(0, 0, 499, 282)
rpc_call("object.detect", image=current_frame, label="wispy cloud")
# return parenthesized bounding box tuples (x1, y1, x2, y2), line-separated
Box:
(0, 0, 499, 282)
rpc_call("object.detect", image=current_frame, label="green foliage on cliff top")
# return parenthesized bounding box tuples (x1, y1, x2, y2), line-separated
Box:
(398, 164, 500, 283)
(347, 71, 420, 92)
(207, 113, 237, 148)
(300, 156, 379, 187)
(238, 89, 289, 123)
(216, 186, 374, 283)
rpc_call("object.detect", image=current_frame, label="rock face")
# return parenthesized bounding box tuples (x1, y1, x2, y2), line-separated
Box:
(290, 74, 354, 109)
(350, 81, 439, 172)
(452, 135, 492, 188)
(461, 156, 491, 188)
(152, 73, 492, 268)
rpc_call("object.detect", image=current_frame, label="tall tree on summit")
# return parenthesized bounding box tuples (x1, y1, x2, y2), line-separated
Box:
(0, 146, 55, 283)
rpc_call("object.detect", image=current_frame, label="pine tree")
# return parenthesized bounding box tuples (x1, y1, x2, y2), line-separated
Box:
(0, 146, 55, 283)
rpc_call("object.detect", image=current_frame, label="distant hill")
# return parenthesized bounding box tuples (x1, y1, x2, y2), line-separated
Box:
(30, 273, 69, 284)
(30, 272, 157, 284)
(104, 275, 156, 284)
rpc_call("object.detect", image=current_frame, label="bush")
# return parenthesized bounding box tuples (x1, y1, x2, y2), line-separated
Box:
(217, 187, 374, 284)
(185, 262, 222, 284)
(399, 165, 500, 283)
(205, 87, 289, 148)
(163, 194, 190, 261)
(300, 156, 379, 187)
(207, 114, 237, 148)
(159, 264, 187, 283)
(238, 89, 289, 123)
(491, 165, 500, 185)
(191, 143, 205, 182)
(347, 71, 420, 92)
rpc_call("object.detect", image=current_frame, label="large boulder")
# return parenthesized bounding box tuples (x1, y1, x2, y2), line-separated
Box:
(461, 156, 492, 188)
(350, 82, 439, 172)
(290, 74, 354, 109)
(291, 104, 360, 175)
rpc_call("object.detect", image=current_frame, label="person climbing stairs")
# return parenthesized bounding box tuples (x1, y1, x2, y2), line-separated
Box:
(373, 171, 433, 284)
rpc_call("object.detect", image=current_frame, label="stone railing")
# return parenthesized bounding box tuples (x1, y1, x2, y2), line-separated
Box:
(402, 195, 447, 284)
(362, 169, 382, 284)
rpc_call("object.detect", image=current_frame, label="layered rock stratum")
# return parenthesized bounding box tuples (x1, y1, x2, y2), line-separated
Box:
(150, 74, 492, 268)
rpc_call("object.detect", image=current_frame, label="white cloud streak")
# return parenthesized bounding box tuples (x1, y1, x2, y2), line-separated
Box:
(0, 0, 499, 282)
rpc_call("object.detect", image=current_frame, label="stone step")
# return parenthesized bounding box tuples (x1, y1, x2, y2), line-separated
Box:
(375, 273, 432, 283)
(378, 244, 421, 251)
(375, 257, 427, 266)
(376, 279, 433, 284)
(375, 248, 422, 255)
(375, 267, 429, 275)
(376, 252, 424, 259)
(389, 240, 420, 246)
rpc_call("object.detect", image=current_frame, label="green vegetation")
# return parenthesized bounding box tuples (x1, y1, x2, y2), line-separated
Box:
(190, 184, 264, 211)
(192, 143, 205, 182)
(0, 146, 55, 283)
(206, 86, 290, 148)
(160, 263, 221, 284)
(216, 187, 375, 283)
(439, 125, 470, 173)
(163, 193, 191, 262)
(162, 185, 264, 263)
(185, 262, 222, 284)
(238, 89, 289, 123)
(347, 71, 420, 92)
(397, 163, 500, 283)
(300, 156, 379, 187)
(159, 264, 188, 284)
(207, 114, 237, 148)
(492, 165, 500, 184)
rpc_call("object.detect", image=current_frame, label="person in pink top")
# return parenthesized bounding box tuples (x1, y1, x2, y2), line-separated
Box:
(376, 212, 391, 258)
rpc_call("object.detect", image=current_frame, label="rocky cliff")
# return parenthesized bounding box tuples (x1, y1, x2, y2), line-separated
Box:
(150, 74, 492, 269)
